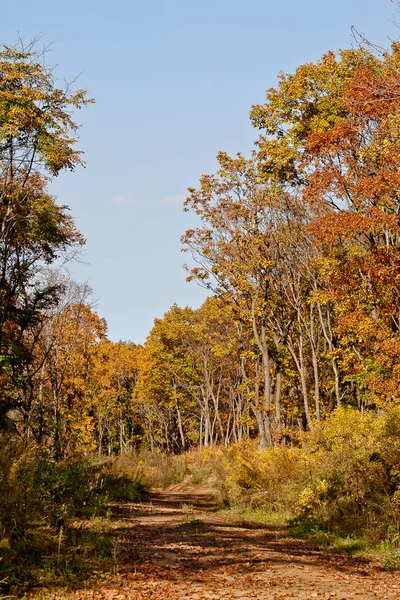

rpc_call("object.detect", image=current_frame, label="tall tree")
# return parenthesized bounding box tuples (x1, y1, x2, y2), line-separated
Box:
(0, 42, 92, 427)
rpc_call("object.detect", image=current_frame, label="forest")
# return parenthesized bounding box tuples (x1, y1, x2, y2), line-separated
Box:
(1, 31, 400, 600)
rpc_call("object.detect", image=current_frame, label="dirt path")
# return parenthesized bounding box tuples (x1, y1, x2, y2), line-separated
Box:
(33, 486, 400, 600)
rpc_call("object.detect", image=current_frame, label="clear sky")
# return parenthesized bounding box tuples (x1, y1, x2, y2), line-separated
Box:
(2, 1, 398, 343)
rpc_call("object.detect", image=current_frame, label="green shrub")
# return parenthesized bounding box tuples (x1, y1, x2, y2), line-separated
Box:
(0, 445, 157, 593)
(0, 444, 105, 543)
(32, 456, 105, 518)
(102, 474, 148, 501)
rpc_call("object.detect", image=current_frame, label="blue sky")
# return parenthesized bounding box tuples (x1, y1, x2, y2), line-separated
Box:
(2, 1, 398, 343)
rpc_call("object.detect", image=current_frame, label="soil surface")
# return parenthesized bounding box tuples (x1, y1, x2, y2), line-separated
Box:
(31, 484, 400, 599)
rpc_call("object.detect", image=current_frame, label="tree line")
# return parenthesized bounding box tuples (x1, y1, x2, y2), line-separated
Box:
(1, 40, 400, 459)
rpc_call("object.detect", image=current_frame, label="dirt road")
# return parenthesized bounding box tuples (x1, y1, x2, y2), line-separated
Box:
(32, 487, 400, 599)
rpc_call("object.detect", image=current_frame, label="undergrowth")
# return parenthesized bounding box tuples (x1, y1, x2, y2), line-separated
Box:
(2, 405, 400, 595)
(0, 445, 151, 595)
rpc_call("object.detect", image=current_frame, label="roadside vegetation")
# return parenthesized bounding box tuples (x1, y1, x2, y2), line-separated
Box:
(2, 406, 400, 594)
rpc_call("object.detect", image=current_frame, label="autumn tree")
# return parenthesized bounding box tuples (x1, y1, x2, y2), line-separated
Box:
(182, 153, 322, 445)
(36, 302, 106, 458)
(0, 41, 91, 428)
(135, 305, 201, 452)
(183, 43, 400, 449)
(90, 340, 141, 456)
(251, 44, 400, 409)
(135, 299, 249, 451)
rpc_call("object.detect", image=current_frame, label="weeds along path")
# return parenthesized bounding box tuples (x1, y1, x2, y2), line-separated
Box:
(30, 484, 399, 600)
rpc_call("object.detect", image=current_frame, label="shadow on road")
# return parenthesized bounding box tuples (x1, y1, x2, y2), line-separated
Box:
(111, 489, 374, 582)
